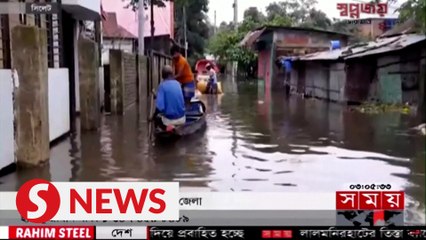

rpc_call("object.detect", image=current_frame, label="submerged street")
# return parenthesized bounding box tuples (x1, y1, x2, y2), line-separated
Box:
(0, 79, 424, 225)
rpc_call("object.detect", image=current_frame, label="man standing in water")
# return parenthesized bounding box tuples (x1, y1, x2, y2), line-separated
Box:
(206, 64, 218, 94)
(281, 58, 292, 96)
(171, 45, 195, 108)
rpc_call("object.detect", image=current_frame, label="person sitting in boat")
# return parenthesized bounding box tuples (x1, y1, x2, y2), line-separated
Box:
(153, 65, 186, 129)
(206, 64, 218, 94)
(171, 45, 195, 108)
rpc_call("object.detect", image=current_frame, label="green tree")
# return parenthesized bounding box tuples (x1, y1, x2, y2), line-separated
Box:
(397, 0, 426, 31)
(174, 0, 210, 64)
(208, 17, 260, 70)
(264, 0, 331, 29)
(243, 7, 266, 23)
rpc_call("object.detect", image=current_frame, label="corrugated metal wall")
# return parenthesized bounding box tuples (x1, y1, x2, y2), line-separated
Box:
(329, 63, 346, 102)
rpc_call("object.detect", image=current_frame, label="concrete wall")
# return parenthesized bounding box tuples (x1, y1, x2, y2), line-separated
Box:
(102, 38, 135, 65)
(5, 11, 61, 69)
(99, 67, 104, 109)
(257, 49, 270, 80)
(329, 63, 346, 102)
(74, 23, 81, 112)
(12, 25, 50, 167)
(0, 70, 14, 170)
(123, 52, 137, 109)
(78, 37, 100, 130)
(48, 68, 70, 141)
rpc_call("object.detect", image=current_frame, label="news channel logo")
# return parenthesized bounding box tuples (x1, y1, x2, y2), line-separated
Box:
(0, 2, 59, 14)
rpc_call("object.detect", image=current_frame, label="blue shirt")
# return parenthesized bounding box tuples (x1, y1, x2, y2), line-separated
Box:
(156, 79, 185, 119)
(285, 61, 292, 73)
(281, 59, 292, 73)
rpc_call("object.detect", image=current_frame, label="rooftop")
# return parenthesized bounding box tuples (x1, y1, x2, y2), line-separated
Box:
(288, 33, 426, 61)
(255, 25, 352, 37)
(240, 25, 351, 48)
(102, 12, 137, 39)
(345, 34, 426, 59)
(101, 0, 174, 38)
(379, 18, 419, 38)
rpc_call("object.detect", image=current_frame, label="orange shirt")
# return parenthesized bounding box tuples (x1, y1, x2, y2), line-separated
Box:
(173, 55, 194, 84)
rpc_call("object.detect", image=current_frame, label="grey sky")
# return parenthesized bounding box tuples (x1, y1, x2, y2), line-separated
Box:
(207, 0, 403, 26)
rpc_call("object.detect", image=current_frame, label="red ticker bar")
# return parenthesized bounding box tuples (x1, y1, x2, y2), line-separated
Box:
(8, 226, 95, 239)
(147, 226, 426, 239)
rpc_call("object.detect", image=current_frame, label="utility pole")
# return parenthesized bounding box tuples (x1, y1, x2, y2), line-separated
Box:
(183, 6, 187, 58)
(138, 0, 145, 55)
(232, 0, 238, 79)
(214, 10, 217, 34)
(233, 0, 238, 30)
(150, 0, 155, 53)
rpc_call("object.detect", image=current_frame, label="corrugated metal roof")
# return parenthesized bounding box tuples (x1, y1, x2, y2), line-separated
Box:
(379, 18, 418, 38)
(345, 34, 426, 59)
(239, 28, 266, 47)
(296, 48, 347, 61)
(254, 25, 351, 37)
(288, 34, 425, 61)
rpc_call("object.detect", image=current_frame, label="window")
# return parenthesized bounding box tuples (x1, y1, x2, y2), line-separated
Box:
(19, 0, 27, 25)
(45, 14, 54, 68)
(34, 0, 41, 27)
(0, 15, 11, 69)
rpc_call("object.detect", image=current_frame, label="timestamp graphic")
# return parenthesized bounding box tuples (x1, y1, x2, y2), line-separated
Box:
(349, 184, 392, 190)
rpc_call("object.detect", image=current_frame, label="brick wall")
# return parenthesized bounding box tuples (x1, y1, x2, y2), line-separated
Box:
(106, 49, 171, 116)
(122, 52, 137, 109)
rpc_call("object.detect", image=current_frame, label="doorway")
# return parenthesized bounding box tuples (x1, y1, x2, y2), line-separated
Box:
(61, 11, 76, 131)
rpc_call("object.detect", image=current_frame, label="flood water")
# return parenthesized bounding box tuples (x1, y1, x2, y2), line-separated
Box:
(1, 79, 425, 225)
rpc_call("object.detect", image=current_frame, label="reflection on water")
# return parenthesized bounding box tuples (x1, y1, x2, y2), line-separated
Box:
(0, 80, 424, 225)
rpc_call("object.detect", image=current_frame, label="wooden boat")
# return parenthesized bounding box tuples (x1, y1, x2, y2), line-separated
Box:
(195, 59, 223, 95)
(154, 100, 207, 141)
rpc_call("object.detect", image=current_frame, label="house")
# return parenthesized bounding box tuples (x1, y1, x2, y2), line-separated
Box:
(351, 18, 401, 40)
(290, 48, 348, 101)
(344, 34, 426, 105)
(102, 12, 137, 65)
(289, 22, 426, 106)
(0, 0, 102, 175)
(240, 26, 350, 92)
(101, 0, 175, 54)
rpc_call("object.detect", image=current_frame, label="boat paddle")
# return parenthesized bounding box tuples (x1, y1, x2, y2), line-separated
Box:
(148, 89, 156, 140)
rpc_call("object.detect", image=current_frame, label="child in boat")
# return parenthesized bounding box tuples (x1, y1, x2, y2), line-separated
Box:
(153, 65, 186, 129)
(206, 64, 217, 94)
